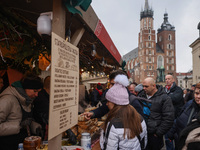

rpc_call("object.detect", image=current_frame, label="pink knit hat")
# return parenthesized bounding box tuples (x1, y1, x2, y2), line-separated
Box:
(105, 74, 129, 105)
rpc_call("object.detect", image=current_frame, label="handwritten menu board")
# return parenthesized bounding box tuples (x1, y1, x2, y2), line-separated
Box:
(48, 32, 79, 140)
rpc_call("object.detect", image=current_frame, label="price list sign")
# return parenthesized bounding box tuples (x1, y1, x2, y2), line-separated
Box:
(48, 32, 79, 140)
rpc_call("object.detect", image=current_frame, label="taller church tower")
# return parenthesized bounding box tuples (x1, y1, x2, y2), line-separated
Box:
(137, 0, 157, 82)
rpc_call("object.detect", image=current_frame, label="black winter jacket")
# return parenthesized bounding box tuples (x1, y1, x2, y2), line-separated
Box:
(165, 82, 184, 118)
(138, 85, 174, 137)
(167, 99, 200, 140)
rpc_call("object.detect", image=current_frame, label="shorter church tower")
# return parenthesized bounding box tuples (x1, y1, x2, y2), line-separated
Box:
(157, 12, 176, 81)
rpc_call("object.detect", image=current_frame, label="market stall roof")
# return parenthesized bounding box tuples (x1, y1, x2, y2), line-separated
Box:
(0, 0, 122, 74)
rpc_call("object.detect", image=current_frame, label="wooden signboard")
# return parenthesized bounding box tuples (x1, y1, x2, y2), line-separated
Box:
(48, 32, 79, 140)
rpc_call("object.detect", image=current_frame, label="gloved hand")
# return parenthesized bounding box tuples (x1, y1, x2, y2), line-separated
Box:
(30, 121, 42, 136)
(20, 118, 33, 128)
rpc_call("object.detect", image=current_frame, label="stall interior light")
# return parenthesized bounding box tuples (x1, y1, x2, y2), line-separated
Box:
(81, 69, 84, 72)
(91, 66, 94, 69)
(91, 44, 96, 57)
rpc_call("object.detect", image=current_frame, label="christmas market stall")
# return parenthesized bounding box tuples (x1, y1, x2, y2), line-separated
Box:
(0, 0, 122, 150)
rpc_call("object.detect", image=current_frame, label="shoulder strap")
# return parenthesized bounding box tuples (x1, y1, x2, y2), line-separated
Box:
(103, 121, 113, 150)
(187, 107, 195, 125)
(137, 117, 145, 150)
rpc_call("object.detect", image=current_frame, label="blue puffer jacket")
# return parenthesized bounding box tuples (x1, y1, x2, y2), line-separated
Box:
(167, 99, 200, 139)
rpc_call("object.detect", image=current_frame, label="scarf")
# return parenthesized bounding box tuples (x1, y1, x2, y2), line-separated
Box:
(96, 88, 103, 96)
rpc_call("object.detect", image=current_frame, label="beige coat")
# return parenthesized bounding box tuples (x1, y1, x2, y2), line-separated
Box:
(0, 86, 38, 136)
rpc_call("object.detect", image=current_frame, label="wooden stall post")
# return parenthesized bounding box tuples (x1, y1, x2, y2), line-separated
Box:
(48, 0, 66, 149)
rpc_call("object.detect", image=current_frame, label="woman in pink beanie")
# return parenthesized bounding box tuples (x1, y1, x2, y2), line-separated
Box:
(100, 74, 147, 150)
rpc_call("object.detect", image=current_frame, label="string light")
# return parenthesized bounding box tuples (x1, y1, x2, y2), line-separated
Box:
(65, 28, 71, 42)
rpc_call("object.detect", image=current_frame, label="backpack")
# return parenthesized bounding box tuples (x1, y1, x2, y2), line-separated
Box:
(139, 100, 152, 122)
(177, 111, 200, 150)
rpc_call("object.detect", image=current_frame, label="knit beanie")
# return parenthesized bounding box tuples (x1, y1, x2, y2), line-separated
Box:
(135, 84, 143, 92)
(105, 74, 129, 105)
(22, 76, 43, 89)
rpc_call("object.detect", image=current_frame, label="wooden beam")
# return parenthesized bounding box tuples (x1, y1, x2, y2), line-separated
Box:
(71, 27, 85, 46)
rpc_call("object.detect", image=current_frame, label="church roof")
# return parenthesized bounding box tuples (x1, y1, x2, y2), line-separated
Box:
(158, 12, 175, 33)
(123, 47, 138, 62)
(123, 44, 164, 62)
(156, 44, 164, 53)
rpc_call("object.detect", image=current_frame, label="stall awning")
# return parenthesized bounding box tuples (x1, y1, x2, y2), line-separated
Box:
(94, 19, 121, 64)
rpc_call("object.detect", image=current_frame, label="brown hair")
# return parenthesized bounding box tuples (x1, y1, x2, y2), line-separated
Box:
(104, 104, 142, 139)
(195, 82, 200, 89)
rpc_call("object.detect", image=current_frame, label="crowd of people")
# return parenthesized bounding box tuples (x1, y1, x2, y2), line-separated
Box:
(0, 70, 199, 150)
(83, 70, 200, 150)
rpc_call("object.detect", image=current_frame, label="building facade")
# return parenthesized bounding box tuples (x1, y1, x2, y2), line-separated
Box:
(123, 0, 176, 84)
(176, 72, 193, 89)
(189, 22, 200, 84)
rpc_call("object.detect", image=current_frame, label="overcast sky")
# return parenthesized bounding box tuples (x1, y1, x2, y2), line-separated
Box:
(91, 0, 200, 73)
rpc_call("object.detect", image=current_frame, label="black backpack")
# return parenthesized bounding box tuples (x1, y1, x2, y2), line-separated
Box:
(177, 111, 200, 150)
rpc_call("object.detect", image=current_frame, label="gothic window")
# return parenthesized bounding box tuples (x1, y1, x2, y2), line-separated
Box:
(149, 20, 151, 28)
(169, 51, 171, 56)
(146, 49, 148, 55)
(159, 36, 162, 42)
(169, 66, 172, 71)
(148, 42, 151, 48)
(168, 44, 171, 49)
(149, 65, 152, 70)
(152, 42, 154, 48)
(149, 50, 151, 55)
(169, 58, 172, 64)
(152, 50, 154, 55)
(146, 57, 148, 62)
(146, 65, 148, 70)
(168, 34, 172, 40)
(149, 29, 151, 33)
(131, 61, 134, 69)
(149, 57, 152, 62)
(157, 55, 163, 68)
(172, 65, 174, 70)
(144, 18, 146, 27)
(148, 35, 151, 40)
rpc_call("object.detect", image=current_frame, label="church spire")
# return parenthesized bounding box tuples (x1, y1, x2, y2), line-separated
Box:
(144, 0, 149, 11)
(140, 0, 153, 20)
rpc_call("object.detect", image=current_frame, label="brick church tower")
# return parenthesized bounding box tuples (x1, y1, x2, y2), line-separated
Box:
(137, 0, 157, 83)
(157, 12, 176, 80)
(124, 0, 176, 84)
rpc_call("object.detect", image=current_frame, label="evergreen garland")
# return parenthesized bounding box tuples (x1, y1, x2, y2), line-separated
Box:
(0, 5, 51, 74)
